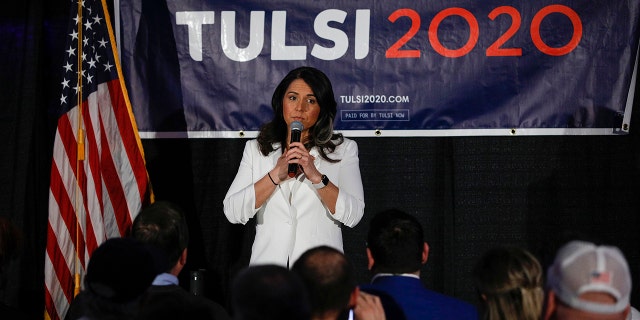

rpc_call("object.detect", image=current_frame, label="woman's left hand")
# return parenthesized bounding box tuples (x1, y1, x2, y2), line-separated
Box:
(287, 142, 321, 181)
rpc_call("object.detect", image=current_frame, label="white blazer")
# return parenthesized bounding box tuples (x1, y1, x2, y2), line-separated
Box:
(223, 138, 365, 266)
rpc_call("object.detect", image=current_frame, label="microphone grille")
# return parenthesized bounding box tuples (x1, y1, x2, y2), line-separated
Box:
(291, 121, 304, 131)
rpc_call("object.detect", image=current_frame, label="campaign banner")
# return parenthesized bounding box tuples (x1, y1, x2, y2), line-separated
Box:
(118, 0, 639, 137)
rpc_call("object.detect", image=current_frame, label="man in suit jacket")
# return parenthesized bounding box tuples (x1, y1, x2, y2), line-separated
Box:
(131, 201, 230, 320)
(360, 209, 477, 320)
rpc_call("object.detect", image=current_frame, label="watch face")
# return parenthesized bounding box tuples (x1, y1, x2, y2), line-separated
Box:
(321, 175, 329, 186)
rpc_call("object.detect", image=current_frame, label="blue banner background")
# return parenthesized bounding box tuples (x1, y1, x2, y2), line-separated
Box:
(118, 0, 639, 136)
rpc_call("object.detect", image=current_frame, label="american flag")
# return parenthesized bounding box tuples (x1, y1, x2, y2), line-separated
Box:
(44, 0, 152, 319)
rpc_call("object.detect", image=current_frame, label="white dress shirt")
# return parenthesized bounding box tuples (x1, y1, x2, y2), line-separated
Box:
(223, 138, 365, 266)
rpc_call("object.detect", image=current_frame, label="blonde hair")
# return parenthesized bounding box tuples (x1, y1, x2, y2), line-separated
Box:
(473, 247, 544, 320)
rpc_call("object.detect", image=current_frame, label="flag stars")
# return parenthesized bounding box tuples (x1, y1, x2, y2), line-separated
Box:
(59, 1, 118, 110)
(63, 62, 73, 72)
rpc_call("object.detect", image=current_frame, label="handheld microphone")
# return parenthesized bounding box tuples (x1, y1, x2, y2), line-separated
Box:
(288, 121, 304, 177)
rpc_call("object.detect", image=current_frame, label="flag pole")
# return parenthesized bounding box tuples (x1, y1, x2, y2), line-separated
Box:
(74, 0, 85, 298)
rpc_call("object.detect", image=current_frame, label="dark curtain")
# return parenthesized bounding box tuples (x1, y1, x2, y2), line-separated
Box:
(1, 0, 68, 318)
(1, 0, 640, 318)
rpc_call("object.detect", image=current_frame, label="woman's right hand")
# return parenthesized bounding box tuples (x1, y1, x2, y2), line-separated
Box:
(272, 153, 290, 183)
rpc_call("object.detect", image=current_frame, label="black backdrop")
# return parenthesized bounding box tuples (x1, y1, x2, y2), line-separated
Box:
(2, 1, 640, 319)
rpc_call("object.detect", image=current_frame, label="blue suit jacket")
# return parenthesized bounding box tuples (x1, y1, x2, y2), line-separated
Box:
(360, 275, 478, 320)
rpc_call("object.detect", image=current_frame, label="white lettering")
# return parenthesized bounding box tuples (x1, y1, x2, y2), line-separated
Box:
(354, 10, 370, 59)
(271, 11, 306, 60)
(221, 11, 265, 62)
(176, 11, 215, 61)
(311, 10, 348, 60)
(176, 9, 370, 61)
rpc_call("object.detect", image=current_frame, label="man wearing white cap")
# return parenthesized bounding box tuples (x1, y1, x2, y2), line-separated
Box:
(543, 240, 632, 320)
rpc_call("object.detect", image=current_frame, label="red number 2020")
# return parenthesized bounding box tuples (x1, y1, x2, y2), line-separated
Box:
(385, 5, 582, 58)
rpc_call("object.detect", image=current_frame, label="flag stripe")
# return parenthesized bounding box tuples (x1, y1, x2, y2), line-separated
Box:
(44, 252, 65, 320)
(103, 82, 145, 206)
(49, 134, 85, 273)
(46, 132, 80, 319)
(107, 80, 149, 204)
(43, 274, 58, 320)
(82, 98, 103, 252)
(55, 111, 88, 267)
(97, 83, 134, 235)
(45, 222, 73, 316)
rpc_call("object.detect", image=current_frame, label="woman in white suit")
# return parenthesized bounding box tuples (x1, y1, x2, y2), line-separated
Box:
(223, 66, 365, 267)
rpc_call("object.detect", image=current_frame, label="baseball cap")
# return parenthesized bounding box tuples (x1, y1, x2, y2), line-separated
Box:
(547, 240, 631, 314)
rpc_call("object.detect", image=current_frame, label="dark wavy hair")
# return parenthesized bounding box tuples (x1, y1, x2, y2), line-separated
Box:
(257, 66, 343, 163)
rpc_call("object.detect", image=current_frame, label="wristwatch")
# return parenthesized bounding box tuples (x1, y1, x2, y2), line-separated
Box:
(313, 174, 329, 189)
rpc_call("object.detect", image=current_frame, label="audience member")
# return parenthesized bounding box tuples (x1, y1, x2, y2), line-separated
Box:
(292, 245, 386, 320)
(543, 240, 631, 320)
(472, 246, 544, 320)
(360, 209, 478, 320)
(65, 237, 157, 320)
(230, 264, 311, 320)
(130, 201, 230, 320)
